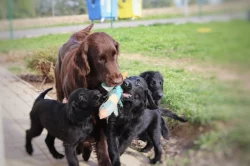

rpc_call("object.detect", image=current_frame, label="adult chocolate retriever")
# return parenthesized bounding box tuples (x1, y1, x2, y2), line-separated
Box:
(55, 24, 93, 101)
(138, 71, 188, 152)
(25, 87, 102, 166)
(107, 76, 163, 166)
(54, 26, 123, 165)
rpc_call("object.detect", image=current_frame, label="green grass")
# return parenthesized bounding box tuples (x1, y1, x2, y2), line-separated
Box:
(105, 20, 250, 68)
(1, 20, 249, 68)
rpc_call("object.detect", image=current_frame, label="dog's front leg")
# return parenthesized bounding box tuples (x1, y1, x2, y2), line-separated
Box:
(118, 123, 140, 155)
(96, 119, 112, 166)
(107, 114, 120, 166)
(64, 144, 79, 166)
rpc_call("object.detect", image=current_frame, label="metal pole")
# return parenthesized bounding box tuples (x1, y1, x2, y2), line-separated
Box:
(198, 0, 203, 18)
(51, 0, 55, 17)
(7, 0, 13, 39)
(110, 0, 113, 28)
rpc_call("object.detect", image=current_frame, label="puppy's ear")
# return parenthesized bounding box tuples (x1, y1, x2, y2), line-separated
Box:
(68, 100, 91, 122)
(140, 72, 150, 84)
(145, 90, 158, 109)
(73, 42, 90, 86)
(67, 101, 77, 123)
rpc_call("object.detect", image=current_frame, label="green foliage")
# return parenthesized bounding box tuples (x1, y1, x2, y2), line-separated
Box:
(12, 0, 36, 19)
(0, 0, 7, 19)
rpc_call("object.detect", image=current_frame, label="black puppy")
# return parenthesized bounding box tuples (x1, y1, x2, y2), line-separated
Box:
(138, 71, 187, 152)
(25, 87, 102, 166)
(107, 76, 162, 165)
(140, 71, 187, 122)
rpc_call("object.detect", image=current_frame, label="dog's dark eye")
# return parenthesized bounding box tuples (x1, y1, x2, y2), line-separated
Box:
(159, 81, 162, 85)
(134, 94, 140, 100)
(98, 56, 106, 64)
(135, 79, 141, 86)
(150, 81, 156, 87)
(79, 93, 88, 101)
(92, 94, 99, 101)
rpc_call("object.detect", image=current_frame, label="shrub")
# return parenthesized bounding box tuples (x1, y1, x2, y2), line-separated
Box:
(26, 47, 58, 82)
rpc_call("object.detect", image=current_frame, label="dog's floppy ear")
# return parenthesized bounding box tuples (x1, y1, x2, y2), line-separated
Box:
(73, 42, 90, 86)
(114, 40, 120, 55)
(67, 101, 77, 123)
(140, 72, 150, 84)
(145, 90, 158, 109)
(73, 24, 94, 41)
(68, 101, 86, 123)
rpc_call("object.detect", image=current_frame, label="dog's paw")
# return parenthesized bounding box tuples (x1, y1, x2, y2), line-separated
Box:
(138, 145, 152, 153)
(138, 148, 150, 153)
(25, 145, 33, 155)
(82, 147, 92, 161)
(53, 153, 64, 159)
(150, 159, 162, 165)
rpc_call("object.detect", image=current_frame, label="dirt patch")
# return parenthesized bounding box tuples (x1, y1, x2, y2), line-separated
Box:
(18, 73, 57, 99)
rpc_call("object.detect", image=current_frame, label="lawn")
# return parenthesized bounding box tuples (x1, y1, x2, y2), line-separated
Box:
(1, 20, 250, 68)
(1, 20, 250, 164)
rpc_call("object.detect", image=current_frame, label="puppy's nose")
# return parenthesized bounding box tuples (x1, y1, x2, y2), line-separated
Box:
(156, 93, 163, 99)
(123, 80, 132, 90)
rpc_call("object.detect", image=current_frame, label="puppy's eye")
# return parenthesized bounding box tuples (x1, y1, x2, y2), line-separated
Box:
(159, 81, 162, 85)
(150, 81, 156, 87)
(92, 95, 100, 101)
(134, 94, 140, 99)
(79, 94, 87, 101)
(135, 79, 141, 86)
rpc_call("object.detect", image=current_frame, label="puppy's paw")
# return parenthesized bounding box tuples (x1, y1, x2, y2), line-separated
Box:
(82, 147, 92, 161)
(53, 153, 64, 159)
(150, 159, 162, 165)
(25, 145, 33, 155)
(138, 148, 150, 153)
(138, 145, 152, 153)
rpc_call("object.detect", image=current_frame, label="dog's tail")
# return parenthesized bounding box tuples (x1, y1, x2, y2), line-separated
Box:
(35, 87, 53, 103)
(159, 107, 188, 122)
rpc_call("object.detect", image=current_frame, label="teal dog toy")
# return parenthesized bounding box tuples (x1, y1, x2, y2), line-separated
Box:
(99, 72, 128, 119)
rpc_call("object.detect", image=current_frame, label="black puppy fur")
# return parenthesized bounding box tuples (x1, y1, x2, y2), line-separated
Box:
(140, 71, 187, 122)
(138, 71, 187, 152)
(25, 87, 102, 166)
(107, 76, 162, 166)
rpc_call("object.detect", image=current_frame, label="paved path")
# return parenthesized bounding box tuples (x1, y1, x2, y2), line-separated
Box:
(0, 13, 246, 40)
(0, 67, 150, 166)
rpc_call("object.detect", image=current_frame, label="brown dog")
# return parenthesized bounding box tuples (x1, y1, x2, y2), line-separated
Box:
(54, 24, 123, 166)
(55, 24, 93, 101)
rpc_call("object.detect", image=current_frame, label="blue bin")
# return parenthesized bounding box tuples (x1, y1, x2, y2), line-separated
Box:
(86, 0, 118, 21)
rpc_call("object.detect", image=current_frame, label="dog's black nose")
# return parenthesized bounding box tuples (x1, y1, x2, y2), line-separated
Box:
(123, 80, 132, 90)
(156, 93, 163, 99)
(93, 90, 102, 99)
